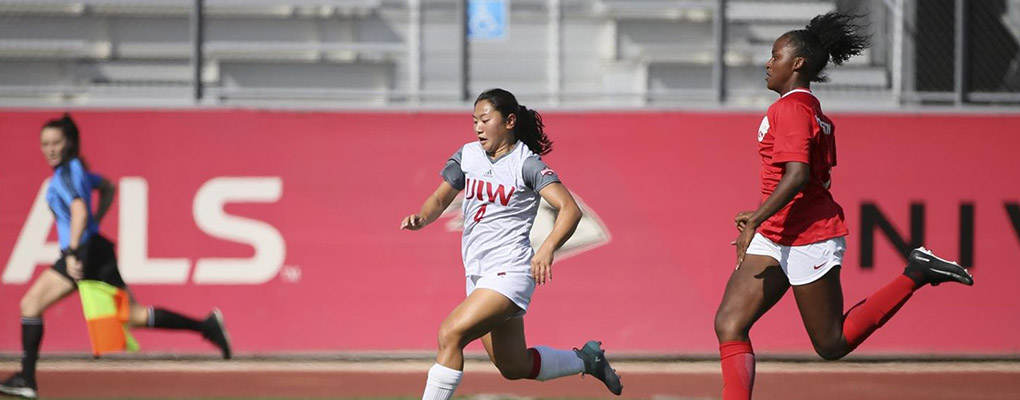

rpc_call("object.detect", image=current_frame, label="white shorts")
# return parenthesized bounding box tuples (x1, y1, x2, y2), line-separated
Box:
(745, 233, 846, 286)
(466, 272, 536, 317)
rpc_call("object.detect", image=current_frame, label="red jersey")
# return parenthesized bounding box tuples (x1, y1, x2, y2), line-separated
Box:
(756, 88, 848, 245)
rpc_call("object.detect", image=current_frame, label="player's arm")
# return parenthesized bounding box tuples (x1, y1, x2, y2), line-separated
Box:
(401, 181, 460, 230)
(62, 197, 88, 280)
(523, 157, 577, 284)
(531, 183, 581, 285)
(67, 199, 89, 252)
(734, 162, 809, 264)
(403, 150, 465, 231)
(536, 183, 581, 255)
(741, 162, 809, 230)
(63, 161, 94, 279)
(94, 175, 116, 224)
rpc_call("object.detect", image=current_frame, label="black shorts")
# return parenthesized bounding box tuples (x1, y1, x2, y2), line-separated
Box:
(52, 234, 127, 289)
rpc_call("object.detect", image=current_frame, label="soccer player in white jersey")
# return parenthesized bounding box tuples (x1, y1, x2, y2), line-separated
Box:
(401, 88, 623, 399)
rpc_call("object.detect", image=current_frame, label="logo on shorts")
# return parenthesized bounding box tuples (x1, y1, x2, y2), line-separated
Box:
(813, 263, 826, 270)
(497, 272, 506, 276)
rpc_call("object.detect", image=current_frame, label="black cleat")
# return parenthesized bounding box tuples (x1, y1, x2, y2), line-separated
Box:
(202, 308, 232, 359)
(0, 373, 37, 399)
(906, 247, 974, 287)
(574, 340, 623, 395)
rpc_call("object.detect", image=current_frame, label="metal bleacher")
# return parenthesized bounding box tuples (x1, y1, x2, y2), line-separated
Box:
(0, 0, 893, 107)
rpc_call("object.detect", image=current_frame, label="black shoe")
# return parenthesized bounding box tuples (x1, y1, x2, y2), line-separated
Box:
(0, 373, 37, 399)
(574, 340, 623, 395)
(906, 247, 974, 287)
(202, 308, 232, 359)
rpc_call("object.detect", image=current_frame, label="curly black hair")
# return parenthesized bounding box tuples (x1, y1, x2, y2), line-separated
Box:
(784, 12, 871, 83)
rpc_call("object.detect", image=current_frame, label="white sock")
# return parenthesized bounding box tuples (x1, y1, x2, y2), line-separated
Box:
(422, 363, 463, 400)
(532, 346, 585, 381)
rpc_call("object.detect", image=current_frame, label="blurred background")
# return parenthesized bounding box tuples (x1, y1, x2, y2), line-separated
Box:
(0, 0, 1017, 109)
(1, 1, 1019, 399)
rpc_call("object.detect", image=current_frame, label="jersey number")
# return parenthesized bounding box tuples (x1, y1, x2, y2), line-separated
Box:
(473, 204, 488, 222)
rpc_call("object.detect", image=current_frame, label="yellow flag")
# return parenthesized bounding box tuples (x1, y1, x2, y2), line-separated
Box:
(78, 280, 140, 356)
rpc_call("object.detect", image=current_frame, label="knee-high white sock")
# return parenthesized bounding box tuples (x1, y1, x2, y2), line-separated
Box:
(422, 363, 463, 400)
(530, 346, 585, 381)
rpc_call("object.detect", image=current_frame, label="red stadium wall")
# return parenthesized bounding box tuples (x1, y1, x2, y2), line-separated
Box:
(1, 110, 1018, 356)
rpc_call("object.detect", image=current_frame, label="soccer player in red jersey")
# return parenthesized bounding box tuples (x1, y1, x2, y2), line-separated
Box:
(713, 13, 974, 400)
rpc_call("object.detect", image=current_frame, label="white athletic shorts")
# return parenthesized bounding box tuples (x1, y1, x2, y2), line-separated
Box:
(466, 271, 536, 317)
(745, 232, 846, 286)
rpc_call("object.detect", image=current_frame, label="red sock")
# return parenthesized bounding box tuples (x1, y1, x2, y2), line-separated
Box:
(526, 348, 541, 379)
(720, 341, 754, 400)
(843, 274, 917, 349)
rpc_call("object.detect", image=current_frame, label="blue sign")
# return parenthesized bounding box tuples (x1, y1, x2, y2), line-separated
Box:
(468, 0, 508, 40)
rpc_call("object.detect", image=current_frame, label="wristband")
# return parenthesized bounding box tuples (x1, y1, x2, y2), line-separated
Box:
(61, 248, 81, 260)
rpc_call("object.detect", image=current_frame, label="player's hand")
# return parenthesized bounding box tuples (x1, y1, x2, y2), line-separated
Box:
(734, 211, 754, 232)
(531, 249, 554, 285)
(732, 227, 755, 268)
(66, 255, 83, 280)
(400, 214, 425, 230)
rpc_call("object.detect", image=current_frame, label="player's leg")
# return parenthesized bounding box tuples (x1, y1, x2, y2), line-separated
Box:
(481, 318, 623, 395)
(790, 266, 852, 359)
(796, 247, 974, 360)
(125, 297, 231, 359)
(794, 265, 914, 360)
(714, 254, 790, 400)
(480, 318, 535, 380)
(0, 269, 76, 399)
(422, 289, 520, 400)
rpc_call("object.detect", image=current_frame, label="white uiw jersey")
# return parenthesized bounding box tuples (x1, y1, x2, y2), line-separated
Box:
(441, 141, 561, 276)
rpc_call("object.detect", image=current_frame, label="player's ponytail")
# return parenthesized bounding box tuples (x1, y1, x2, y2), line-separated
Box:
(474, 88, 553, 155)
(41, 113, 88, 168)
(513, 104, 552, 156)
(785, 12, 870, 83)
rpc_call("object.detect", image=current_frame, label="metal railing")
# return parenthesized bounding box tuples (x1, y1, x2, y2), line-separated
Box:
(0, 0, 1016, 108)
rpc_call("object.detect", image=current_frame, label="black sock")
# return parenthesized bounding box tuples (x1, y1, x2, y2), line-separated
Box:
(148, 307, 205, 333)
(21, 317, 43, 383)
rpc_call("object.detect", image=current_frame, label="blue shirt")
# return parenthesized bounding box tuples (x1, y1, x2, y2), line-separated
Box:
(46, 158, 101, 250)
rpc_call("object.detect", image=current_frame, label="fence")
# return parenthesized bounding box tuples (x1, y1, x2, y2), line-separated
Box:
(0, 0, 1017, 108)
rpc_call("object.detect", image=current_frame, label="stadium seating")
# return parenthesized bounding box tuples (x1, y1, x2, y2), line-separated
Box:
(0, 0, 890, 106)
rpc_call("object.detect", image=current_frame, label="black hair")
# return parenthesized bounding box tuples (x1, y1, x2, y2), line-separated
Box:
(474, 88, 553, 156)
(784, 12, 870, 83)
(41, 113, 86, 168)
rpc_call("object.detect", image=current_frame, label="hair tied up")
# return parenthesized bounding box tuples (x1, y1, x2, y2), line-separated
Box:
(805, 12, 870, 66)
(474, 89, 554, 156)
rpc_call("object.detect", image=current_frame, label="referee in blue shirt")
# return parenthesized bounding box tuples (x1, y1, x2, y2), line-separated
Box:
(0, 114, 232, 399)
